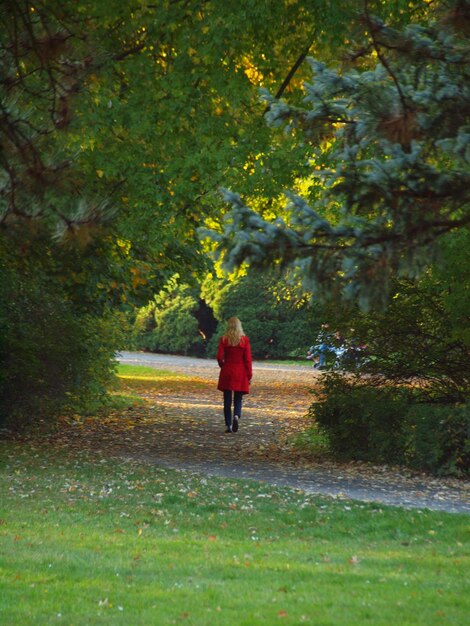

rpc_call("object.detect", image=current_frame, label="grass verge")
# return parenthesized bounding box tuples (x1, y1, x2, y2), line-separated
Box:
(1, 441, 469, 625)
(115, 364, 208, 396)
(117, 364, 184, 380)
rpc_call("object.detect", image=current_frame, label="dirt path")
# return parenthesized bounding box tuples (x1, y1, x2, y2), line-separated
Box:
(115, 351, 470, 514)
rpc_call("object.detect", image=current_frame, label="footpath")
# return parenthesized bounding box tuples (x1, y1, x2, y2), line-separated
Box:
(114, 351, 470, 514)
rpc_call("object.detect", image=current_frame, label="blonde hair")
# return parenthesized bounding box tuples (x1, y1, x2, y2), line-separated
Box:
(224, 316, 245, 346)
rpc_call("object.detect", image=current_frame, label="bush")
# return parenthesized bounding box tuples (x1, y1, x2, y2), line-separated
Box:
(133, 282, 203, 355)
(0, 262, 121, 429)
(404, 403, 470, 476)
(309, 374, 410, 463)
(149, 300, 203, 355)
(0, 229, 128, 431)
(203, 271, 316, 360)
(308, 373, 470, 475)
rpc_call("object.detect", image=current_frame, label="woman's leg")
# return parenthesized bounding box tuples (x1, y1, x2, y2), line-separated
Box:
(231, 391, 243, 432)
(223, 390, 233, 429)
(233, 391, 243, 418)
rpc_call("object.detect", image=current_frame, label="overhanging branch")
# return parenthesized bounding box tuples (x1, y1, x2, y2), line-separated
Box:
(264, 32, 317, 114)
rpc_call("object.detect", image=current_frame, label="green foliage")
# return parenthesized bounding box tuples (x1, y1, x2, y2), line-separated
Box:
(435, 228, 470, 348)
(322, 266, 470, 404)
(203, 270, 316, 359)
(362, 284, 469, 403)
(0, 234, 123, 428)
(310, 374, 411, 463)
(211, 1, 470, 309)
(404, 403, 470, 477)
(301, 235, 470, 475)
(307, 222, 470, 403)
(133, 281, 203, 356)
(309, 374, 470, 476)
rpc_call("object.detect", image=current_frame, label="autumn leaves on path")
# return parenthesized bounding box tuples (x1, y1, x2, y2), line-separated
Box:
(115, 362, 316, 472)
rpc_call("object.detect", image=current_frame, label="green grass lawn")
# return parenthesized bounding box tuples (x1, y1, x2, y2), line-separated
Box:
(115, 364, 209, 396)
(1, 441, 469, 626)
(117, 364, 184, 380)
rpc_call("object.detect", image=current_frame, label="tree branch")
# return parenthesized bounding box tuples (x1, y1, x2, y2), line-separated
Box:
(363, 1, 410, 122)
(264, 33, 316, 114)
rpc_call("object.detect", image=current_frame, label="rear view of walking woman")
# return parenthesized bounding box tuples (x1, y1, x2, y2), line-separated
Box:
(216, 316, 252, 433)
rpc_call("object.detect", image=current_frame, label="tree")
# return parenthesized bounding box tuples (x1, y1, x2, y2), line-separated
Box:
(0, 0, 433, 426)
(202, 269, 317, 359)
(132, 278, 206, 356)
(210, 0, 470, 310)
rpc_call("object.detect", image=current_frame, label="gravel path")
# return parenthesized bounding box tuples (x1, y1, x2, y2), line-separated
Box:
(118, 351, 470, 514)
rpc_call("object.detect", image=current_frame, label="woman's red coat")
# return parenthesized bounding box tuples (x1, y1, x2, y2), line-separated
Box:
(217, 335, 252, 393)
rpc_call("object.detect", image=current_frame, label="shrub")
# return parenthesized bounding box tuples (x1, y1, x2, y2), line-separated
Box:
(133, 282, 203, 355)
(308, 373, 470, 475)
(202, 271, 316, 360)
(0, 229, 128, 431)
(150, 299, 203, 355)
(404, 403, 470, 476)
(0, 266, 120, 429)
(309, 374, 411, 463)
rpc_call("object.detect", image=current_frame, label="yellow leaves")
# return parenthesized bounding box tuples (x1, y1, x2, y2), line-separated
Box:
(96, 169, 104, 178)
(117, 238, 131, 254)
(240, 55, 264, 85)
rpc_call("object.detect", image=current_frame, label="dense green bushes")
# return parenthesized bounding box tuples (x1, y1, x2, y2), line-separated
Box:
(304, 253, 470, 475)
(0, 231, 125, 430)
(404, 403, 470, 476)
(132, 270, 319, 359)
(309, 375, 410, 463)
(309, 374, 470, 476)
(202, 271, 316, 359)
(132, 281, 205, 356)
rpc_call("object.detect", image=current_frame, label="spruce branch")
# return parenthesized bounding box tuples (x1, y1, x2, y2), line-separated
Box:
(363, 0, 410, 125)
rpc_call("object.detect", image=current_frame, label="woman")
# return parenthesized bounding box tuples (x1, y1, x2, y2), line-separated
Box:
(216, 316, 252, 433)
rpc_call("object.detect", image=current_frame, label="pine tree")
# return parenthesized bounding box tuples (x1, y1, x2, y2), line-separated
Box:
(212, 1, 470, 309)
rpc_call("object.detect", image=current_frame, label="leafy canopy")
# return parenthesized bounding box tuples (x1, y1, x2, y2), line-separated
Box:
(208, 1, 470, 309)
